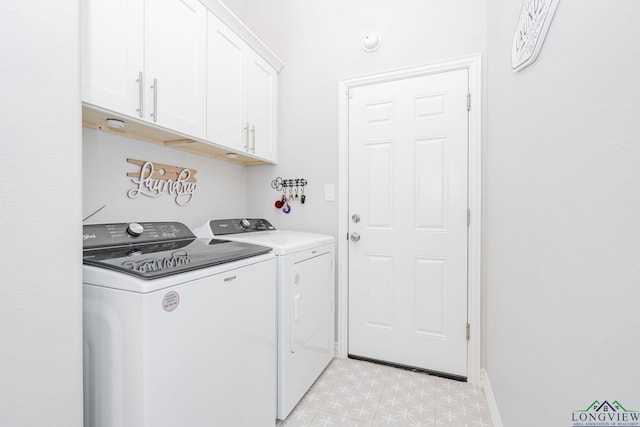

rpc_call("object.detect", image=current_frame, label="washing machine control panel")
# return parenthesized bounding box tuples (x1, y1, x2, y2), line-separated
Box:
(83, 222, 195, 249)
(209, 218, 275, 235)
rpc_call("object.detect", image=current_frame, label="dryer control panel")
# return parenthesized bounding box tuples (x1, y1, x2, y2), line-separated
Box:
(209, 218, 275, 235)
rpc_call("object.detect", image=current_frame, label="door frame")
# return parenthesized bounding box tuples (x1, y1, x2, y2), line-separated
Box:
(337, 54, 482, 384)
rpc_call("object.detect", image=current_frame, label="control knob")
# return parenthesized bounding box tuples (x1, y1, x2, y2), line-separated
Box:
(240, 219, 251, 229)
(126, 222, 144, 237)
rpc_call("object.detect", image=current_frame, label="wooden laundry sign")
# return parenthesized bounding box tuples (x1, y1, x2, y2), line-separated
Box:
(126, 158, 198, 206)
(512, 0, 560, 71)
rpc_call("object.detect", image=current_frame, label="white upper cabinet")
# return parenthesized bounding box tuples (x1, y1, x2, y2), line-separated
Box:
(206, 12, 248, 153)
(81, 0, 282, 164)
(145, 0, 207, 138)
(246, 52, 278, 161)
(81, 0, 206, 139)
(81, 0, 144, 116)
(207, 11, 278, 162)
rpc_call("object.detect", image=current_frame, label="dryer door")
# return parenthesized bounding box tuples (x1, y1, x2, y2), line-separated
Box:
(290, 252, 332, 354)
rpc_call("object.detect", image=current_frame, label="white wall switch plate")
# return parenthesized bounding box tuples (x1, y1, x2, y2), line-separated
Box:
(324, 184, 335, 201)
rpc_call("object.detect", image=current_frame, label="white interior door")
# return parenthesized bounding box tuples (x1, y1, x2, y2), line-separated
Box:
(348, 69, 469, 377)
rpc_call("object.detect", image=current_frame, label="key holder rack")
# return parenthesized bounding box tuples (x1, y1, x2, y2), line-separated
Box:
(271, 177, 308, 213)
(271, 177, 308, 192)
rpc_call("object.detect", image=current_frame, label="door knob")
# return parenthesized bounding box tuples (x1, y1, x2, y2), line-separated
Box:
(350, 232, 361, 242)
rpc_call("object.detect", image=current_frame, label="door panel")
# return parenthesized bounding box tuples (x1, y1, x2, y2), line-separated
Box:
(414, 257, 446, 336)
(145, 0, 206, 138)
(207, 11, 247, 151)
(290, 253, 332, 353)
(365, 142, 393, 227)
(247, 53, 277, 160)
(415, 137, 447, 229)
(80, 0, 143, 114)
(364, 255, 393, 328)
(348, 69, 469, 377)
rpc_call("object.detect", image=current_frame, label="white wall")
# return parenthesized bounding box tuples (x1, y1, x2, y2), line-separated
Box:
(0, 2, 83, 426)
(83, 128, 248, 230)
(486, 1, 640, 425)
(220, 0, 247, 21)
(242, 0, 487, 237)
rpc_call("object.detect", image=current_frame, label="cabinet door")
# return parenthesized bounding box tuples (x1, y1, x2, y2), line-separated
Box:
(247, 52, 278, 162)
(206, 12, 248, 152)
(81, 0, 143, 115)
(145, 0, 207, 138)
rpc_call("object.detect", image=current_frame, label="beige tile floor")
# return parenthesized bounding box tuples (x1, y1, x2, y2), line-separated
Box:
(277, 358, 493, 427)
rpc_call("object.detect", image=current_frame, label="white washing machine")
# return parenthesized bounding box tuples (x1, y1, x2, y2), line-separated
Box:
(82, 222, 277, 427)
(194, 218, 335, 420)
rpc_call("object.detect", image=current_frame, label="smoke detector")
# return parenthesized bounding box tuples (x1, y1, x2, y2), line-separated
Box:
(362, 32, 382, 52)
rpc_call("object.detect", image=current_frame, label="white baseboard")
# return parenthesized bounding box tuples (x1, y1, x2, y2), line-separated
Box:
(481, 369, 504, 427)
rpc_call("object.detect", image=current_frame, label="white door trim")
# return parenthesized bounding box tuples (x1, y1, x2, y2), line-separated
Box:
(337, 54, 482, 385)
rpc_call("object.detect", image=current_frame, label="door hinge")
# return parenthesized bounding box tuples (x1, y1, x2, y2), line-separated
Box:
(466, 323, 471, 341)
(467, 93, 471, 111)
(467, 209, 471, 226)
(348, 88, 354, 99)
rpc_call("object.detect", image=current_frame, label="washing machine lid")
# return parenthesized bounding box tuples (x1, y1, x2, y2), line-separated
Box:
(82, 222, 272, 279)
(223, 231, 334, 255)
(198, 219, 334, 255)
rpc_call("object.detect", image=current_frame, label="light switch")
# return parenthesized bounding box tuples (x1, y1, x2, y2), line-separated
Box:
(324, 184, 335, 202)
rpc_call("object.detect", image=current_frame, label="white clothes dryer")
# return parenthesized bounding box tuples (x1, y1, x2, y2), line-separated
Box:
(82, 222, 277, 427)
(195, 218, 335, 420)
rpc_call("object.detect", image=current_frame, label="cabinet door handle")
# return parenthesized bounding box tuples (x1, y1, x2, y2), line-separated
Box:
(243, 123, 250, 151)
(250, 124, 256, 153)
(136, 71, 144, 118)
(151, 78, 158, 122)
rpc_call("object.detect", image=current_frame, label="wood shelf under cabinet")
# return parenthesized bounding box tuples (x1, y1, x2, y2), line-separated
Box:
(82, 104, 273, 166)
